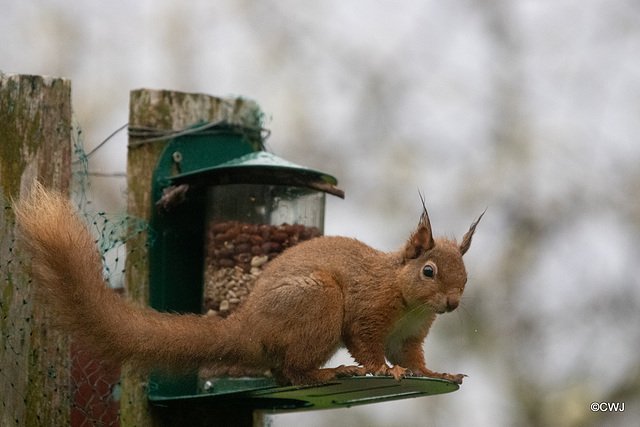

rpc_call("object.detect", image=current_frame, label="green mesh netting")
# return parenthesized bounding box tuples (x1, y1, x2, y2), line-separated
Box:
(1, 120, 147, 426)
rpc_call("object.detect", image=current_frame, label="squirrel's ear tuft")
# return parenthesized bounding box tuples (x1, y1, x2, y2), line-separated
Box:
(459, 210, 485, 256)
(403, 202, 435, 260)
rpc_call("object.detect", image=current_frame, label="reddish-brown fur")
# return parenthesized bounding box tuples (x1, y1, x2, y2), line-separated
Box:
(14, 183, 482, 385)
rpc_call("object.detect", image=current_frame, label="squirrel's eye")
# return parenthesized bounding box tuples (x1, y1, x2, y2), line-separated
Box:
(422, 265, 435, 278)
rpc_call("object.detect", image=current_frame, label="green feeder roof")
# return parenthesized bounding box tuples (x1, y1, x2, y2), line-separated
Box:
(173, 151, 344, 198)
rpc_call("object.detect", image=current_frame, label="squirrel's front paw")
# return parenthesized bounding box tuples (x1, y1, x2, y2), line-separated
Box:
(407, 368, 466, 384)
(429, 371, 466, 384)
(386, 365, 409, 381)
(443, 373, 466, 384)
(370, 364, 409, 381)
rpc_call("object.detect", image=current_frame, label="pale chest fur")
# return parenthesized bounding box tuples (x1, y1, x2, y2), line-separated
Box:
(384, 305, 435, 356)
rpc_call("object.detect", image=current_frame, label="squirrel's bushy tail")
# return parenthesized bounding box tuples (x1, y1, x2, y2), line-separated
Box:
(13, 183, 251, 372)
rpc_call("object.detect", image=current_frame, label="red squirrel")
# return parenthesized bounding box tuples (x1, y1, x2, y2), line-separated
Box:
(14, 183, 482, 386)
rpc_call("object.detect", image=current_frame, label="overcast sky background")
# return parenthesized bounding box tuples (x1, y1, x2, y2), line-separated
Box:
(2, 0, 640, 426)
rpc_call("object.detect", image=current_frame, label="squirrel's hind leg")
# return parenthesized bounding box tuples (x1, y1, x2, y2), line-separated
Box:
(252, 272, 345, 386)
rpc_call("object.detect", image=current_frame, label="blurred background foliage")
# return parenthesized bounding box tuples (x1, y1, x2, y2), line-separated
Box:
(2, 0, 639, 425)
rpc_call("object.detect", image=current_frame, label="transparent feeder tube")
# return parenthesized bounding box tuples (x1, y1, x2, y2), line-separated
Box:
(202, 184, 325, 317)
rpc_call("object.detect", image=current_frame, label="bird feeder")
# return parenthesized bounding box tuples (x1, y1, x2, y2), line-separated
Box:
(145, 120, 459, 412)
(199, 153, 336, 319)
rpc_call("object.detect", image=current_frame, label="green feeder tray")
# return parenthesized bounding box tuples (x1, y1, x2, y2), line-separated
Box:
(148, 376, 460, 412)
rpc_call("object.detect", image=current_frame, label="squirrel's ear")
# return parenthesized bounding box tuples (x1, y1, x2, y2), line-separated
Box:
(403, 206, 435, 260)
(459, 210, 485, 256)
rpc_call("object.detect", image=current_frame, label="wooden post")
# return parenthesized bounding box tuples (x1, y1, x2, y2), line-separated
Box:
(0, 73, 72, 426)
(122, 89, 264, 426)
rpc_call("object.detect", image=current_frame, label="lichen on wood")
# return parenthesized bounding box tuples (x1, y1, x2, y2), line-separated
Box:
(0, 73, 72, 427)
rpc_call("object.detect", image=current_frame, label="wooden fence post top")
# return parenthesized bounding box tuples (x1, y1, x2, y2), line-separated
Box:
(0, 73, 72, 199)
(129, 88, 263, 131)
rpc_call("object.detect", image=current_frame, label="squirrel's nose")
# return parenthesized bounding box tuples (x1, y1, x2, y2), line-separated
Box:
(445, 296, 460, 312)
